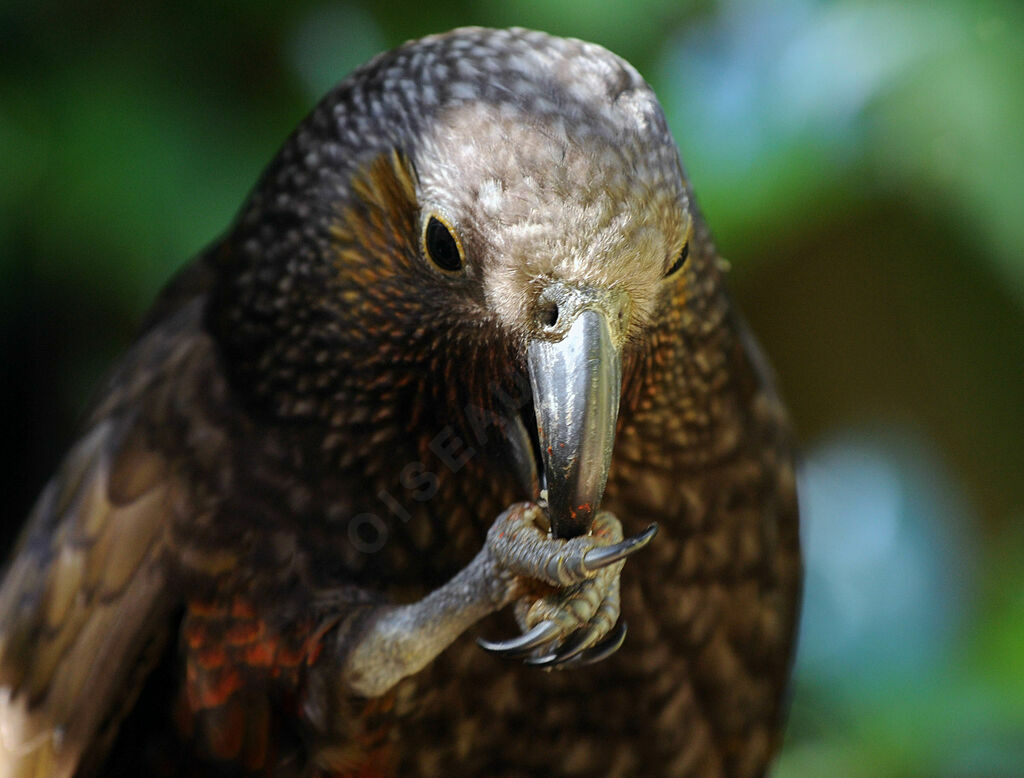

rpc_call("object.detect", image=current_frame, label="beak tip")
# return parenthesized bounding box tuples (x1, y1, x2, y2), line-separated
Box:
(528, 305, 623, 541)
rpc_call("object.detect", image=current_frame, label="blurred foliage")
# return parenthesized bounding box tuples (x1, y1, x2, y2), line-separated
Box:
(2, 0, 1022, 774)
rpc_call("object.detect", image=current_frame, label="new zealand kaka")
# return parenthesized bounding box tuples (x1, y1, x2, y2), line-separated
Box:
(0, 27, 801, 778)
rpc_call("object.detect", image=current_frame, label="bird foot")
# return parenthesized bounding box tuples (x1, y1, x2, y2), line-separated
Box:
(478, 502, 657, 669)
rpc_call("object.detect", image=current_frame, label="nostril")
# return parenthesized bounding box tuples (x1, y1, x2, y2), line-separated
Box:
(537, 301, 559, 328)
(615, 298, 629, 329)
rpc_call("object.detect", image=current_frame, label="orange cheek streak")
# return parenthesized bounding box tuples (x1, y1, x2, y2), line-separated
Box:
(671, 281, 688, 308)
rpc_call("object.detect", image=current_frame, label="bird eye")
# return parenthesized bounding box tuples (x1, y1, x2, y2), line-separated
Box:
(423, 215, 464, 272)
(665, 242, 689, 278)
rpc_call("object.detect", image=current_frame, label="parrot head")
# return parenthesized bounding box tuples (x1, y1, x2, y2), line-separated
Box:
(213, 28, 694, 538)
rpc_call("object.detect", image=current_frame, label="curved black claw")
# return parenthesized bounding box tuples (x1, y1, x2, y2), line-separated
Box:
(477, 620, 560, 658)
(522, 628, 591, 668)
(582, 523, 659, 573)
(524, 621, 629, 669)
(572, 621, 628, 667)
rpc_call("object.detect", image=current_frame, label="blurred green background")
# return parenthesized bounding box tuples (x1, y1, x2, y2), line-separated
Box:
(3, 0, 1023, 774)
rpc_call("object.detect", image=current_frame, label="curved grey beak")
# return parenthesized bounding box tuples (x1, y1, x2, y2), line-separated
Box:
(527, 302, 623, 539)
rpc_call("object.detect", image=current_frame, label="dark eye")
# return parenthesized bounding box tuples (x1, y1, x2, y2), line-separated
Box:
(665, 242, 689, 278)
(424, 216, 463, 272)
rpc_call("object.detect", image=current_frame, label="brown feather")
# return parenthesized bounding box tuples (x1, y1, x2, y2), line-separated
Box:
(0, 300, 214, 777)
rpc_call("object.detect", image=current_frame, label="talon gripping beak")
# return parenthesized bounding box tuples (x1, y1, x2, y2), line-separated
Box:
(527, 289, 624, 539)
